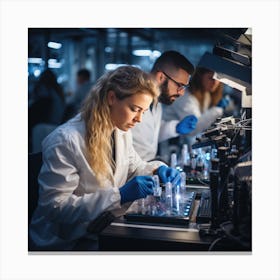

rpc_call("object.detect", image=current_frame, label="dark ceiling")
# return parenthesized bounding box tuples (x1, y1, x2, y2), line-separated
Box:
(29, 27, 248, 40)
(28, 27, 251, 62)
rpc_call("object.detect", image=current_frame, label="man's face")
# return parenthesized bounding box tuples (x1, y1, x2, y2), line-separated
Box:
(158, 79, 172, 105)
(158, 68, 190, 105)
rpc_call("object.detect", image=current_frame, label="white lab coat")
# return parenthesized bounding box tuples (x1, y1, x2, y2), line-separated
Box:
(162, 91, 223, 146)
(29, 114, 163, 250)
(131, 102, 180, 161)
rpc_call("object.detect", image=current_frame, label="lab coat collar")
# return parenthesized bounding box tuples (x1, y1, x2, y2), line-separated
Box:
(150, 100, 159, 112)
(112, 128, 128, 187)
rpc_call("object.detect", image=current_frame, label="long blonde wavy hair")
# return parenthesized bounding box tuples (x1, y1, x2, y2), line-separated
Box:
(80, 66, 159, 186)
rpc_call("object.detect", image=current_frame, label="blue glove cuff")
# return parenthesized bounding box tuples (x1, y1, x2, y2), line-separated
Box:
(176, 115, 197, 134)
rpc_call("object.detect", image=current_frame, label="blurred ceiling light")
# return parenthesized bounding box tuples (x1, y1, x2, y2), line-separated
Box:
(28, 57, 43, 64)
(105, 46, 113, 53)
(105, 63, 127, 70)
(57, 74, 68, 84)
(105, 64, 141, 71)
(132, 49, 152, 56)
(132, 49, 161, 58)
(48, 41, 62, 49)
(33, 69, 41, 77)
(151, 50, 161, 58)
(48, 58, 62, 68)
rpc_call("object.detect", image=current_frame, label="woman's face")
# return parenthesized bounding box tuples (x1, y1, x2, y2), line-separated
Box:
(201, 71, 220, 92)
(108, 91, 153, 131)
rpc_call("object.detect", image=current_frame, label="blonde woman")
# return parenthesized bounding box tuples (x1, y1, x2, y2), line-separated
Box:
(29, 66, 179, 250)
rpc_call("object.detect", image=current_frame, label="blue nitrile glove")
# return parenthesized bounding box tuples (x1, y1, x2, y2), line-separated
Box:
(119, 176, 155, 204)
(176, 115, 198, 134)
(217, 97, 230, 109)
(156, 165, 180, 184)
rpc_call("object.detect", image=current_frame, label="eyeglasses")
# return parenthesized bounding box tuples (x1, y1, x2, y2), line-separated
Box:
(162, 71, 189, 92)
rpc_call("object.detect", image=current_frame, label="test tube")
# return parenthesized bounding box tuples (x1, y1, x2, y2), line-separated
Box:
(181, 144, 189, 167)
(151, 205, 157, 216)
(191, 153, 196, 171)
(153, 174, 160, 189)
(165, 181, 173, 215)
(152, 174, 162, 198)
(180, 171, 186, 187)
(175, 184, 181, 214)
(179, 172, 187, 201)
(169, 171, 180, 191)
(138, 198, 146, 215)
(170, 153, 178, 169)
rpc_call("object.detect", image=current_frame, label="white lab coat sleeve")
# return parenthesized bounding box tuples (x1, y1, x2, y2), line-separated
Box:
(36, 138, 121, 241)
(158, 119, 180, 142)
(125, 131, 165, 179)
(162, 94, 223, 138)
(162, 93, 201, 121)
(187, 106, 223, 137)
(159, 94, 201, 142)
(174, 94, 201, 120)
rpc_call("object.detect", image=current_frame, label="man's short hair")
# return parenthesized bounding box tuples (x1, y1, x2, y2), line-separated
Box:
(151, 50, 194, 75)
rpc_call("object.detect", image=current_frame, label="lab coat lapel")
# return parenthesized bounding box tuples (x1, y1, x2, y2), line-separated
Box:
(113, 129, 129, 188)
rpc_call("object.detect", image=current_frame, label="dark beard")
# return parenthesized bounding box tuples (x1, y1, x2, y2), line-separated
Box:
(158, 80, 173, 105)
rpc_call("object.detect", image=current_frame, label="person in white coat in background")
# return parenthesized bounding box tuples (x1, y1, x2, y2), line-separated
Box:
(29, 66, 180, 251)
(131, 51, 197, 162)
(162, 67, 229, 151)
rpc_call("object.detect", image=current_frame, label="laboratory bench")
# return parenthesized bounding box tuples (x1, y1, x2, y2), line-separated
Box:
(98, 216, 213, 251)
(98, 185, 250, 252)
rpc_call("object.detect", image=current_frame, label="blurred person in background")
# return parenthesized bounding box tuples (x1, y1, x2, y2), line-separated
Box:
(162, 67, 230, 150)
(28, 69, 66, 151)
(64, 68, 94, 120)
